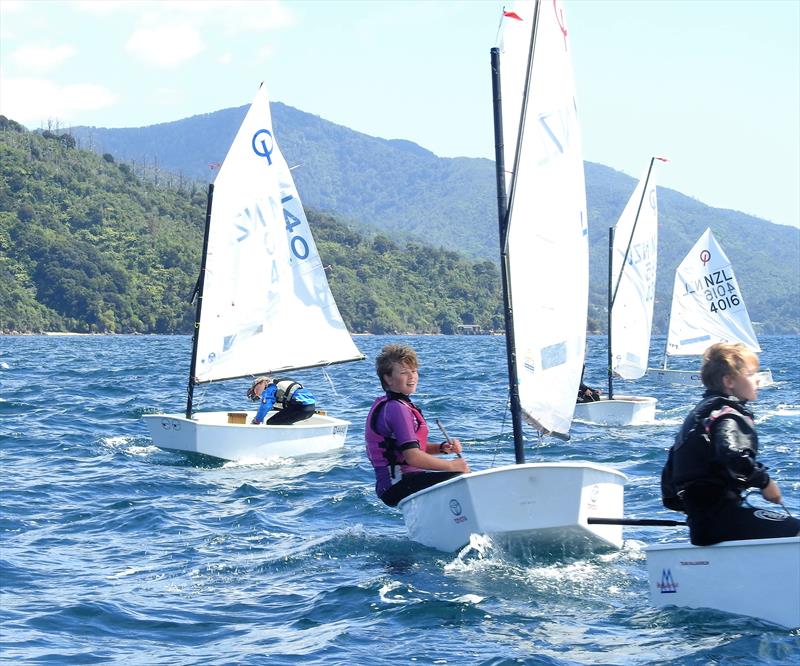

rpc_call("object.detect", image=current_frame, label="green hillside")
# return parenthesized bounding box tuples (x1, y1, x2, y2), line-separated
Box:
(0, 117, 501, 335)
(67, 102, 800, 334)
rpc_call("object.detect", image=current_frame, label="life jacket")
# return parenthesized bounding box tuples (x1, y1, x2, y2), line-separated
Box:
(272, 378, 302, 406)
(365, 394, 427, 494)
(661, 394, 756, 511)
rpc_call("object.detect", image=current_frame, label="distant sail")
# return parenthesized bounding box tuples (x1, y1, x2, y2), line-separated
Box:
(665, 228, 760, 357)
(193, 83, 363, 383)
(498, 0, 588, 436)
(610, 166, 659, 379)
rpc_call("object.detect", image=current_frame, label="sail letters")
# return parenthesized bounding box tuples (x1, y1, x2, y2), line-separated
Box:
(681, 269, 742, 313)
(683, 268, 734, 295)
(536, 105, 576, 164)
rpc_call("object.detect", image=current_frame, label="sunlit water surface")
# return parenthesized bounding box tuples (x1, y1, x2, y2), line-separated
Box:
(2, 334, 798, 664)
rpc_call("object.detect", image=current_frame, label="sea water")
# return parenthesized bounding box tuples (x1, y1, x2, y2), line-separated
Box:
(1, 334, 798, 664)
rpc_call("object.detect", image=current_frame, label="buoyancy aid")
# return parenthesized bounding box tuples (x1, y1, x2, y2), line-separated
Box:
(273, 378, 302, 406)
(365, 393, 427, 494)
(661, 393, 763, 511)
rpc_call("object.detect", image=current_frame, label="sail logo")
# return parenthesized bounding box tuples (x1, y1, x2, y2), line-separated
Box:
(252, 129, 274, 165)
(657, 569, 678, 594)
(553, 0, 569, 51)
(699, 249, 711, 266)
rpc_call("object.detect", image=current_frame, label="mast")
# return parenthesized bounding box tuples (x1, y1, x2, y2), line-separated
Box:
(490, 46, 525, 464)
(185, 183, 215, 419)
(610, 156, 657, 308)
(606, 226, 615, 399)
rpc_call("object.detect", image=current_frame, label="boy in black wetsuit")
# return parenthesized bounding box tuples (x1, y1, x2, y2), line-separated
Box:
(661, 342, 800, 545)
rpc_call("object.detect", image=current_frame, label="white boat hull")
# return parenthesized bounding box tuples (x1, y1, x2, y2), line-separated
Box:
(646, 537, 800, 628)
(397, 462, 627, 553)
(647, 368, 774, 387)
(142, 410, 348, 461)
(573, 395, 656, 426)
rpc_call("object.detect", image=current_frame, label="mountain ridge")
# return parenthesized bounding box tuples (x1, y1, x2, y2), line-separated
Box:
(64, 101, 799, 334)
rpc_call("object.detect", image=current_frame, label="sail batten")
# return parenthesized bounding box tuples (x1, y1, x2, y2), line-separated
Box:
(192, 83, 362, 384)
(497, 0, 588, 437)
(665, 228, 760, 358)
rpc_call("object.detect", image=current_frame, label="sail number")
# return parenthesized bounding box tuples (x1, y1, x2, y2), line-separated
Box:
(704, 283, 740, 313)
(231, 195, 311, 261)
(683, 268, 741, 314)
(282, 195, 309, 260)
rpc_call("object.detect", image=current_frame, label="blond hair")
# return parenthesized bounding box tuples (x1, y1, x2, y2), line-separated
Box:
(376, 343, 418, 390)
(700, 342, 759, 393)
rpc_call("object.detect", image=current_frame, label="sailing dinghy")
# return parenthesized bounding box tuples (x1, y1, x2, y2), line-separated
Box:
(143, 83, 364, 461)
(646, 536, 800, 628)
(647, 228, 773, 387)
(397, 0, 626, 554)
(574, 158, 664, 426)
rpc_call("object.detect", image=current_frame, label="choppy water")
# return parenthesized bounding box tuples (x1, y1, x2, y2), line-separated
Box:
(1, 334, 799, 664)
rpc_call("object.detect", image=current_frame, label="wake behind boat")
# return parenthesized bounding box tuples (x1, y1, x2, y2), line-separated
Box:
(396, 0, 625, 554)
(144, 83, 364, 461)
(647, 228, 774, 387)
(574, 157, 664, 426)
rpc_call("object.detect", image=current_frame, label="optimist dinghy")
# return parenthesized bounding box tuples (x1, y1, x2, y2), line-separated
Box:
(574, 158, 665, 426)
(143, 83, 363, 461)
(647, 228, 773, 387)
(397, 0, 626, 554)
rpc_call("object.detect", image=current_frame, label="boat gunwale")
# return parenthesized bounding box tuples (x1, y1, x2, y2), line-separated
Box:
(645, 535, 799, 552)
(142, 411, 351, 429)
(397, 461, 628, 509)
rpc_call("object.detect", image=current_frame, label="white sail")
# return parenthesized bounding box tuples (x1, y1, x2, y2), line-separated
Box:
(665, 228, 760, 357)
(610, 165, 659, 379)
(499, 0, 588, 436)
(193, 83, 363, 383)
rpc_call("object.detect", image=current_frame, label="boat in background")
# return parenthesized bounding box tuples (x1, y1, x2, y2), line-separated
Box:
(575, 157, 664, 426)
(646, 536, 800, 628)
(647, 228, 773, 387)
(397, 0, 626, 554)
(143, 83, 364, 461)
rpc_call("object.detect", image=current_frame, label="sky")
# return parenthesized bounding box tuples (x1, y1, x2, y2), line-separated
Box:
(1, 0, 798, 229)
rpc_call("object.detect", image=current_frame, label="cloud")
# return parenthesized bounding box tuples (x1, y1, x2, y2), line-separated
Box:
(125, 25, 205, 68)
(73, 0, 295, 32)
(70, 2, 294, 69)
(0, 76, 118, 127)
(11, 44, 76, 71)
(255, 45, 273, 63)
(218, 53, 234, 65)
(156, 1, 295, 33)
(71, 0, 141, 16)
(0, 0, 25, 13)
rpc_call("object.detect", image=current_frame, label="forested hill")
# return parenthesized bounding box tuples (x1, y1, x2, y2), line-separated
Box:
(0, 118, 501, 335)
(66, 101, 800, 334)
